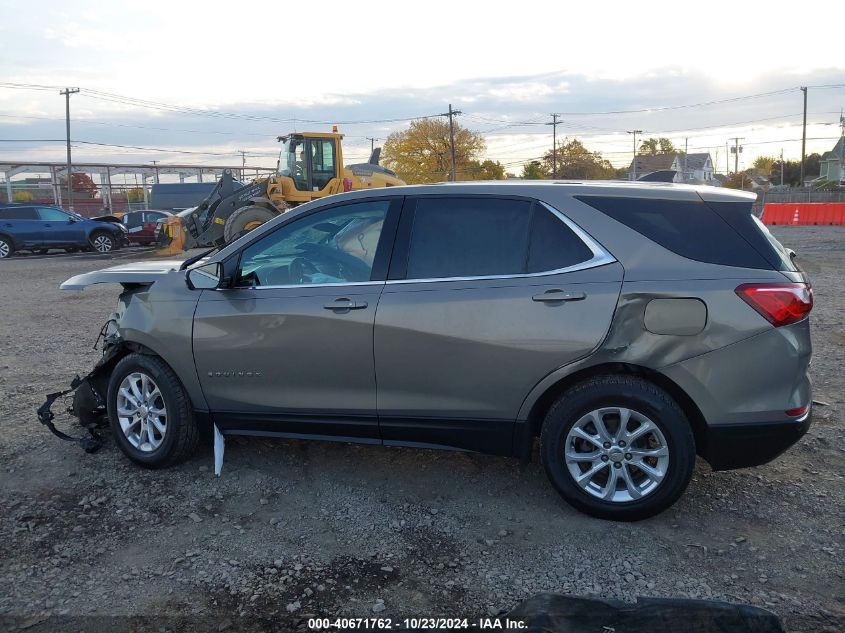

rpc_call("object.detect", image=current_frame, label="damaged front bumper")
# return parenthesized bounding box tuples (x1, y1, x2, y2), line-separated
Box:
(36, 322, 125, 453)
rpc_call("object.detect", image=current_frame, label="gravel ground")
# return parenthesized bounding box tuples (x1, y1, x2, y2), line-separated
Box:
(0, 228, 843, 632)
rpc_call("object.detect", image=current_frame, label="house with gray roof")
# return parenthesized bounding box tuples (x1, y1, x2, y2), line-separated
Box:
(818, 136, 845, 184)
(628, 152, 715, 183)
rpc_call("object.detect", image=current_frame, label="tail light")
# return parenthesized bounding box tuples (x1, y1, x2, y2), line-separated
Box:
(735, 283, 813, 327)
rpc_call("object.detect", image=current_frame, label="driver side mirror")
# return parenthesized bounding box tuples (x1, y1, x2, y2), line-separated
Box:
(186, 262, 222, 290)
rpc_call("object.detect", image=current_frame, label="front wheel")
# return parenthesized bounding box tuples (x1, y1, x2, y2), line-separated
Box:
(541, 375, 695, 521)
(0, 236, 13, 258)
(107, 353, 199, 468)
(223, 205, 277, 244)
(89, 231, 115, 253)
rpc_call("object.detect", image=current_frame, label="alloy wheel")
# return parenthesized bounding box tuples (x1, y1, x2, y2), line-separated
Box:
(116, 372, 167, 452)
(564, 407, 669, 502)
(0, 240, 9, 258)
(93, 234, 113, 252)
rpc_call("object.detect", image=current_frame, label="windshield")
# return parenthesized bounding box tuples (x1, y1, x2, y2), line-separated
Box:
(277, 137, 304, 177)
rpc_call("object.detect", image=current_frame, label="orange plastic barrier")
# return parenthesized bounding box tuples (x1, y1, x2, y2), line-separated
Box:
(762, 203, 845, 226)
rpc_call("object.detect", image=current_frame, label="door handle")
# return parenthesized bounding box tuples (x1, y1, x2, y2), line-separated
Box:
(532, 290, 586, 303)
(323, 297, 368, 311)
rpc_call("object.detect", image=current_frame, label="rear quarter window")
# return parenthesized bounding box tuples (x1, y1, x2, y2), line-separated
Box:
(575, 196, 772, 269)
(527, 204, 594, 272)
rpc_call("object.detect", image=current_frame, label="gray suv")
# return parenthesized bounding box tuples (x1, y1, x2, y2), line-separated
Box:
(58, 182, 813, 520)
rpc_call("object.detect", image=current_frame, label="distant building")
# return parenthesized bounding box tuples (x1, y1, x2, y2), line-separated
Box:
(628, 152, 715, 183)
(818, 136, 845, 184)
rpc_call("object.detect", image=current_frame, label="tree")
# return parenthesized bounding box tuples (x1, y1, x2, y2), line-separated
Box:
(638, 137, 675, 155)
(126, 187, 146, 203)
(767, 153, 822, 187)
(461, 159, 506, 181)
(382, 118, 486, 184)
(752, 155, 776, 175)
(521, 160, 548, 179)
(59, 173, 98, 198)
(541, 138, 616, 180)
(723, 171, 751, 190)
(12, 191, 34, 202)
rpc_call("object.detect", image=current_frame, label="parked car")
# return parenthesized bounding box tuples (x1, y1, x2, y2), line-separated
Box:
(57, 182, 813, 520)
(121, 210, 172, 246)
(0, 204, 128, 258)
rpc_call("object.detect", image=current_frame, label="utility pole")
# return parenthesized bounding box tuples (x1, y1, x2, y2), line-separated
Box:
(780, 149, 784, 187)
(627, 130, 642, 180)
(684, 137, 688, 183)
(366, 137, 380, 154)
(441, 104, 462, 182)
(60, 87, 79, 210)
(800, 86, 808, 186)
(547, 114, 561, 179)
(730, 137, 744, 174)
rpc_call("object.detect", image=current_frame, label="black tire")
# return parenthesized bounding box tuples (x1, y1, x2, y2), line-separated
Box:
(37, 249, 50, 255)
(223, 205, 276, 244)
(540, 375, 695, 521)
(107, 353, 199, 468)
(89, 231, 115, 253)
(0, 235, 12, 259)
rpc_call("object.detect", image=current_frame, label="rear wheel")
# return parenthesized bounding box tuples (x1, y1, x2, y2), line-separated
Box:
(107, 353, 198, 468)
(89, 231, 115, 253)
(540, 375, 695, 521)
(0, 236, 13, 258)
(223, 205, 277, 244)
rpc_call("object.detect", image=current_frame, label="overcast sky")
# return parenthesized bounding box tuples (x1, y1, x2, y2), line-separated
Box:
(1, 0, 843, 176)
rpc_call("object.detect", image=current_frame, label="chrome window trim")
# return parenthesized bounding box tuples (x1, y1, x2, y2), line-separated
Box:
(235, 280, 384, 290)
(385, 200, 615, 285)
(231, 201, 615, 290)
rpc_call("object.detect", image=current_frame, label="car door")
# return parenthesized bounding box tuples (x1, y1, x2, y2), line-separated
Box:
(192, 196, 401, 441)
(141, 212, 168, 243)
(0, 207, 42, 247)
(122, 212, 145, 242)
(37, 207, 85, 246)
(374, 195, 624, 455)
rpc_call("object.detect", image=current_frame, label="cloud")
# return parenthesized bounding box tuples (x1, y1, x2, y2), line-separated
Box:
(1, 67, 843, 170)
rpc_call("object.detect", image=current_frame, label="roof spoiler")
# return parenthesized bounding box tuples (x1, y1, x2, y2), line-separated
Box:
(637, 169, 677, 183)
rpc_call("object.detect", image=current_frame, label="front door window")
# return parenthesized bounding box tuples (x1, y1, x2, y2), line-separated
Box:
(235, 200, 390, 287)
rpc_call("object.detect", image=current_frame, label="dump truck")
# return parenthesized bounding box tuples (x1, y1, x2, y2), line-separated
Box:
(157, 130, 404, 253)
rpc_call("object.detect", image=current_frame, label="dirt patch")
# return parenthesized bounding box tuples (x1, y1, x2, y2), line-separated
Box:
(0, 231, 843, 632)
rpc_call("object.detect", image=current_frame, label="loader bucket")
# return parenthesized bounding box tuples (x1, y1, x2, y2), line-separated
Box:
(154, 216, 187, 256)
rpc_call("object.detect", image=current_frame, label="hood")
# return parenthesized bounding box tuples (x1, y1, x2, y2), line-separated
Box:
(60, 260, 184, 290)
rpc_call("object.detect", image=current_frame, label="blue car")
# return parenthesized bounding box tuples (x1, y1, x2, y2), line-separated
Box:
(0, 204, 128, 258)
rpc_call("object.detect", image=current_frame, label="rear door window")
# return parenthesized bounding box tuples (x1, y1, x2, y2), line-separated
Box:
(405, 197, 531, 279)
(0, 207, 39, 220)
(576, 196, 771, 269)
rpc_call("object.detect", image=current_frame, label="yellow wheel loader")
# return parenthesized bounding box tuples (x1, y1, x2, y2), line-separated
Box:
(156, 131, 404, 254)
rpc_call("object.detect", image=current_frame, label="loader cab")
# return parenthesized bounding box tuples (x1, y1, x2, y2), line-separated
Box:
(277, 134, 341, 195)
